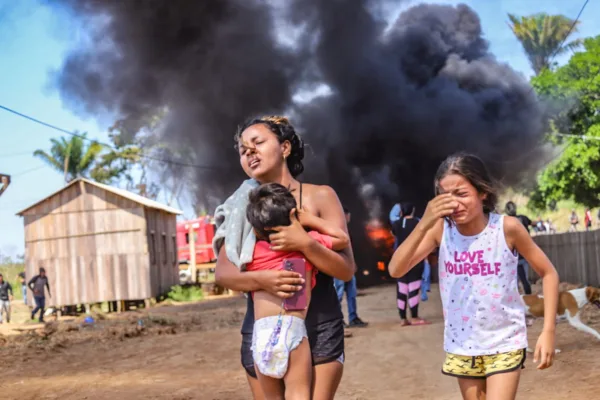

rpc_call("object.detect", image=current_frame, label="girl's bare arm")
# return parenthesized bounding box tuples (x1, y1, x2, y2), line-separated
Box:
(388, 219, 441, 278)
(505, 216, 559, 369)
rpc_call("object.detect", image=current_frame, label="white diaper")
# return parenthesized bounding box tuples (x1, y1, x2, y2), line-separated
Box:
(251, 315, 307, 379)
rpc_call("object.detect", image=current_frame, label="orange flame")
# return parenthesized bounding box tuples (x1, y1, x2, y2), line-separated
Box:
(365, 219, 395, 258)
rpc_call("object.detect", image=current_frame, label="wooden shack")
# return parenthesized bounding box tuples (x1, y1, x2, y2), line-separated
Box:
(17, 178, 183, 308)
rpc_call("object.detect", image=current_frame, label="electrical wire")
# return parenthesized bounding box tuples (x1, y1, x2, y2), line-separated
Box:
(0, 104, 223, 171)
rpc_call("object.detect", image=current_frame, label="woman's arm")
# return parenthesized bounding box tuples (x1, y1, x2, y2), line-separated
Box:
(302, 185, 355, 281)
(299, 209, 349, 251)
(214, 245, 304, 298)
(388, 220, 441, 278)
(505, 216, 559, 369)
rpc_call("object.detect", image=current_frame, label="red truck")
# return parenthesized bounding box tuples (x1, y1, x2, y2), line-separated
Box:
(177, 217, 216, 282)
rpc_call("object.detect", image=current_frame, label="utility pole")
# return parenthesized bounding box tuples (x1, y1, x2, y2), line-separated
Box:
(0, 174, 10, 197)
(188, 223, 197, 284)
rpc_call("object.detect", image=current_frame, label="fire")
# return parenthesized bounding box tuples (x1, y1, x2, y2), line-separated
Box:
(365, 219, 395, 258)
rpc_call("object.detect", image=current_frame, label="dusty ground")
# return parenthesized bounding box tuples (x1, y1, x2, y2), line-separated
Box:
(0, 284, 599, 400)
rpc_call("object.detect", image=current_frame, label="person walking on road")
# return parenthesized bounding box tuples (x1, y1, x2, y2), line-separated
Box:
(0, 273, 13, 324)
(28, 267, 51, 323)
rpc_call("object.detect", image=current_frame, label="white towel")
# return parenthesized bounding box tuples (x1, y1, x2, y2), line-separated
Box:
(212, 179, 259, 269)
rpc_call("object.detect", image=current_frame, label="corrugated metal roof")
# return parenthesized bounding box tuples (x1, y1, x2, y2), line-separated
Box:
(16, 177, 183, 216)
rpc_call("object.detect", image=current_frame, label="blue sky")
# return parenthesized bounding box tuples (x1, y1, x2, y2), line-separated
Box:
(0, 0, 599, 257)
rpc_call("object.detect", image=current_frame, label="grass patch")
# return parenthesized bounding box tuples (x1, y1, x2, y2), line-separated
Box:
(166, 285, 204, 302)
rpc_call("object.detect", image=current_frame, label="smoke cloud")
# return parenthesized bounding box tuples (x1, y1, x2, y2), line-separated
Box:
(48, 0, 545, 220)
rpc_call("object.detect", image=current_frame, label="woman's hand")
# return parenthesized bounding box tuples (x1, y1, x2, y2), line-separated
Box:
(253, 270, 305, 299)
(534, 330, 555, 369)
(420, 194, 458, 230)
(268, 209, 313, 252)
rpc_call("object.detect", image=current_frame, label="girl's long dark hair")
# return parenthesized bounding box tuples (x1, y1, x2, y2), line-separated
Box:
(434, 152, 498, 214)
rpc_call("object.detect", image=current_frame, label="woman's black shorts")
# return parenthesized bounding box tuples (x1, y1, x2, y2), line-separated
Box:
(241, 317, 345, 378)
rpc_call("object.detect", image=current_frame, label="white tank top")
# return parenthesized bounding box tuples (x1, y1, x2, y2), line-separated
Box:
(438, 213, 527, 356)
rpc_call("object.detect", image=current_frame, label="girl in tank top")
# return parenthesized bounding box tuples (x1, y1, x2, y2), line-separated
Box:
(388, 153, 559, 400)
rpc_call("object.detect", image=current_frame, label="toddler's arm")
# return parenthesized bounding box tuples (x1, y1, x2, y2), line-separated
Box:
(299, 210, 349, 251)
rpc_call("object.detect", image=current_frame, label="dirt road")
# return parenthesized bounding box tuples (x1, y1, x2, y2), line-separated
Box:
(0, 284, 599, 399)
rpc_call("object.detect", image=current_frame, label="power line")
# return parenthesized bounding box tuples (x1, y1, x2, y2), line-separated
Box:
(12, 165, 47, 177)
(527, 0, 589, 95)
(0, 104, 222, 171)
(0, 150, 36, 158)
(551, 132, 600, 141)
(548, 0, 589, 63)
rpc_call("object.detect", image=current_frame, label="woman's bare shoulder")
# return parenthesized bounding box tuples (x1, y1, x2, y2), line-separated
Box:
(302, 183, 339, 202)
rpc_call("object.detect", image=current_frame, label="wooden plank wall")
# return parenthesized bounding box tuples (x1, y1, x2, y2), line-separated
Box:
(532, 230, 600, 287)
(144, 208, 179, 297)
(22, 182, 151, 306)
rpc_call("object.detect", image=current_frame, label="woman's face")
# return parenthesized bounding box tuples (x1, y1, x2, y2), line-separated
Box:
(238, 124, 290, 182)
(438, 173, 486, 225)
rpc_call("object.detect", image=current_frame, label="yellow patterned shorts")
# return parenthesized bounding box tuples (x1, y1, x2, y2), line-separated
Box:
(442, 349, 526, 379)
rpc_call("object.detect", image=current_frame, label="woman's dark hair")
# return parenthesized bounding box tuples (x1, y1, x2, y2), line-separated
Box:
(246, 183, 297, 241)
(400, 202, 415, 217)
(434, 152, 498, 213)
(235, 115, 305, 177)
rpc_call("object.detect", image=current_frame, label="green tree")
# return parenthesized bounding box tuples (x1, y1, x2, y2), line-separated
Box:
(530, 35, 600, 208)
(90, 125, 142, 186)
(34, 134, 104, 183)
(508, 13, 582, 75)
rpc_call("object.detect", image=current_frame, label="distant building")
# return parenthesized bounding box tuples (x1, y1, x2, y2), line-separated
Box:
(17, 178, 182, 308)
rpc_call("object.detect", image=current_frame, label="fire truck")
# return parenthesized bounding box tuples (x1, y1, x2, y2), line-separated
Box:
(176, 216, 216, 283)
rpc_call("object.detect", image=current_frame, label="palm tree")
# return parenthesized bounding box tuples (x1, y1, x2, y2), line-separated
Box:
(34, 134, 104, 183)
(508, 13, 582, 75)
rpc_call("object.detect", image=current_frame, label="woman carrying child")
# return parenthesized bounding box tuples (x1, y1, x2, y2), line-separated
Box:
(389, 153, 559, 400)
(214, 116, 354, 400)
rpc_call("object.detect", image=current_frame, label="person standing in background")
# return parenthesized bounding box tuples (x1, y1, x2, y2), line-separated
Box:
(0, 273, 13, 324)
(28, 267, 51, 323)
(584, 208, 592, 231)
(505, 202, 532, 295)
(334, 208, 368, 329)
(391, 202, 430, 326)
(389, 203, 402, 250)
(569, 209, 579, 232)
(18, 271, 26, 305)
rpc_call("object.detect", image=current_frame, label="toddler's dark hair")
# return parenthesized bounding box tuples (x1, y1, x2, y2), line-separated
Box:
(247, 183, 297, 241)
(434, 152, 498, 213)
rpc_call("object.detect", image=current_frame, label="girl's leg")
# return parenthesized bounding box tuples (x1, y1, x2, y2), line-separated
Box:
(396, 279, 409, 324)
(284, 338, 313, 400)
(246, 373, 266, 400)
(458, 378, 487, 400)
(312, 360, 343, 400)
(485, 369, 521, 400)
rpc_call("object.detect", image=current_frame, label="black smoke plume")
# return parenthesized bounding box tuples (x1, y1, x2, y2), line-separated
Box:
(48, 1, 545, 280)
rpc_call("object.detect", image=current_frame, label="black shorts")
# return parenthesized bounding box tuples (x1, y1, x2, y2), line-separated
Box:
(241, 317, 345, 378)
